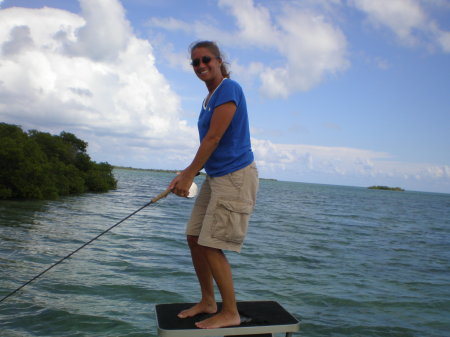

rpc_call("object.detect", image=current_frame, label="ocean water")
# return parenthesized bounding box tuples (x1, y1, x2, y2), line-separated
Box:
(1, 169, 449, 337)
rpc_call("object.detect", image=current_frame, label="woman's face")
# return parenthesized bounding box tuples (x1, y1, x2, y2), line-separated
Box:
(191, 47, 222, 83)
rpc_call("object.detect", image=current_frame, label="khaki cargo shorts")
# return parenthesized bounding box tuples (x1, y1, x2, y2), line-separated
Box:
(186, 162, 259, 252)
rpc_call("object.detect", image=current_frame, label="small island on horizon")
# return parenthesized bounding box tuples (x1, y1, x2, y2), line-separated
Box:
(368, 185, 405, 192)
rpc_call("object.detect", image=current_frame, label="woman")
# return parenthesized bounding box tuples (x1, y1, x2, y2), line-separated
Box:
(169, 40, 258, 329)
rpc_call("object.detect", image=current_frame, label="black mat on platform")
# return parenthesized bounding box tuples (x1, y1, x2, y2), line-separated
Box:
(155, 301, 299, 331)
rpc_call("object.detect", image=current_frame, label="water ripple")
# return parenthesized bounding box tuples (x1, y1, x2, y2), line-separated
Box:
(1, 170, 449, 336)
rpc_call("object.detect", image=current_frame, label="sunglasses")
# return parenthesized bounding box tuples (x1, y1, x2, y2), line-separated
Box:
(191, 56, 217, 67)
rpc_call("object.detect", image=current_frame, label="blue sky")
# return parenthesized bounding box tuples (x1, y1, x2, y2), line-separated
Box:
(0, 0, 449, 193)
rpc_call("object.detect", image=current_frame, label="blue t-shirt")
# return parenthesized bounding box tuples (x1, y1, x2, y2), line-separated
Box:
(198, 79, 254, 177)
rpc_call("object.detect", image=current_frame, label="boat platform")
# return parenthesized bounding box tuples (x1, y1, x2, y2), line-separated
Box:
(155, 301, 300, 337)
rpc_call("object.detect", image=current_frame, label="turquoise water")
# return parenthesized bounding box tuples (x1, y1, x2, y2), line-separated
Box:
(1, 169, 449, 337)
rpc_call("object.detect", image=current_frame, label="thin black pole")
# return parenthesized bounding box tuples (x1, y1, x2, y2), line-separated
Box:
(0, 188, 171, 304)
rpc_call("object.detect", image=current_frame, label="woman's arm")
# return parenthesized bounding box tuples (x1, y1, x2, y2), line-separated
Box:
(170, 101, 237, 197)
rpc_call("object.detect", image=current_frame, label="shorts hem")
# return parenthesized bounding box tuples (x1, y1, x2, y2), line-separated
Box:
(198, 237, 243, 253)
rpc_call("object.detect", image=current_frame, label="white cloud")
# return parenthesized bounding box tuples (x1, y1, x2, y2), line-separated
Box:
(431, 22, 450, 52)
(63, 0, 132, 61)
(350, 0, 450, 52)
(252, 139, 450, 192)
(218, 0, 277, 47)
(1, 0, 448, 193)
(149, 17, 194, 33)
(261, 7, 349, 97)
(148, 0, 349, 98)
(351, 0, 426, 45)
(0, 1, 197, 167)
(253, 139, 390, 175)
(219, 0, 349, 98)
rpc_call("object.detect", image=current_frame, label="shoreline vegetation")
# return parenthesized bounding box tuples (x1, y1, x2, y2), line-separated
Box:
(0, 123, 117, 200)
(368, 185, 405, 192)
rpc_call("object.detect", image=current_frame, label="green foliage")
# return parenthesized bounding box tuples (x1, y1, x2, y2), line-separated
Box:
(368, 185, 405, 192)
(0, 123, 117, 200)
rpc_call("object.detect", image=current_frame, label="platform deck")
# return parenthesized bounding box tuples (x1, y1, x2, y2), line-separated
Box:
(155, 301, 300, 337)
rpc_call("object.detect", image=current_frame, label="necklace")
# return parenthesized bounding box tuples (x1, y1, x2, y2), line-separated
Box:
(203, 78, 226, 110)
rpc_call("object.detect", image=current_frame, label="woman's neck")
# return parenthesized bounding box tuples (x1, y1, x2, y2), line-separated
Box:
(206, 76, 225, 93)
(204, 77, 225, 108)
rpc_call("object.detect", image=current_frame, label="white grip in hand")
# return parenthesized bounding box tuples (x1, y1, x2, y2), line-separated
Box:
(187, 182, 198, 198)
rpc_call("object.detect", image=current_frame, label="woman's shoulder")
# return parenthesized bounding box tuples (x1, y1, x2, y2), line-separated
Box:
(222, 78, 240, 87)
(220, 78, 243, 93)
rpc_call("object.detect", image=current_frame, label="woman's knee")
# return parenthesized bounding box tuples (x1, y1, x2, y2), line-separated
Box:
(186, 235, 200, 249)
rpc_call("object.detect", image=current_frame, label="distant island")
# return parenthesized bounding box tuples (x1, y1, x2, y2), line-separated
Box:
(368, 186, 405, 192)
(114, 166, 183, 174)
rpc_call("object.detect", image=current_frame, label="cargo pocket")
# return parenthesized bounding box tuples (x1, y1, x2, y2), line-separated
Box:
(211, 199, 254, 244)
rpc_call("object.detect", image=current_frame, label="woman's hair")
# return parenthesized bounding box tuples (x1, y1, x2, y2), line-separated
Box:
(189, 40, 230, 78)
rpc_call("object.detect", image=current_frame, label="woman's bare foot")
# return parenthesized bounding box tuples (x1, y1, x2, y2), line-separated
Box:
(195, 310, 241, 329)
(177, 301, 217, 319)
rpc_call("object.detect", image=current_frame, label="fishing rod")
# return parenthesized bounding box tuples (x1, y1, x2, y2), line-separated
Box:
(0, 187, 177, 304)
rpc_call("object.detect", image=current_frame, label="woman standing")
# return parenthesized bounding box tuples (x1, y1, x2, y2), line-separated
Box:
(169, 41, 258, 329)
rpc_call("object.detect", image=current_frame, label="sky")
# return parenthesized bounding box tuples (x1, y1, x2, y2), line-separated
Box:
(0, 0, 449, 193)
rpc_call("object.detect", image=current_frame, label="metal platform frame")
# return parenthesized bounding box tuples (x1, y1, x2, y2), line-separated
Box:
(155, 301, 300, 337)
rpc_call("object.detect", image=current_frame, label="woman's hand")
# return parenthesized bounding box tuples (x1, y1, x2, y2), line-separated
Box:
(169, 170, 195, 198)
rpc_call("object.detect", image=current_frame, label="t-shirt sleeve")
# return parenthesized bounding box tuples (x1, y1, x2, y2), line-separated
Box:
(214, 80, 241, 108)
